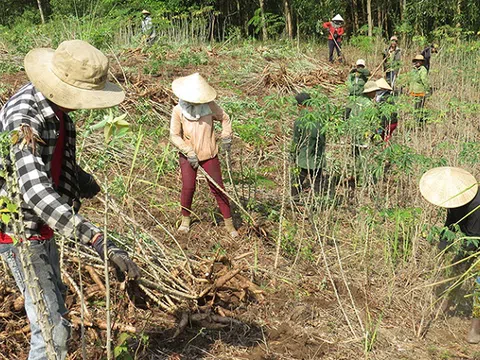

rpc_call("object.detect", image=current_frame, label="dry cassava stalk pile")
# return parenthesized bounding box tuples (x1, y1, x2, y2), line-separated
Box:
(243, 57, 346, 95)
(0, 199, 264, 358)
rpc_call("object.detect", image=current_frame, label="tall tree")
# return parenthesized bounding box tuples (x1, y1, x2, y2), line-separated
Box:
(36, 0, 45, 23)
(367, 0, 372, 36)
(284, 0, 293, 39)
(259, 0, 268, 40)
(351, 0, 359, 32)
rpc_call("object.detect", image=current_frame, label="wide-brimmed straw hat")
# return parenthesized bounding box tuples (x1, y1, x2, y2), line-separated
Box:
(363, 81, 380, 94)
(24, 40, 124, 110)
(376, 78, 392, 91)
(412, 54, 425, 62)
(390, 35, 398, 42)
(172, 73, 217, 104)
(419, 167, 478, 208)
(142, 9, 151, 15)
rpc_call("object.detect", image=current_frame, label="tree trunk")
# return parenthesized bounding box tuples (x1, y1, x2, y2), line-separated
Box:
(367, 0, 372, 36)
(456, 0, 462, 26)
(377, 5, 382, 30)
(352, 0, 359, 32)
(283, 0, 293, 39)
(259, 0, 268, 40)
(36, 0, 45, 24)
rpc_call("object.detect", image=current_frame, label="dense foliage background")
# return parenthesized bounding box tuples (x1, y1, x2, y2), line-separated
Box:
(1, 0, 479, 43)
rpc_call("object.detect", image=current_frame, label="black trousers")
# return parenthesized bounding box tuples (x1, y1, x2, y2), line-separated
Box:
(292, 168, 322, 197)
(413, 96, 427, 123)
(328, 39, 341, 62)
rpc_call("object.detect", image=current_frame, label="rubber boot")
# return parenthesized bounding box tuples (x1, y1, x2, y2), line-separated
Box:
(178, 216, 191, 233)
(467, 318, 480, 344)
(224, 217, 239, 238)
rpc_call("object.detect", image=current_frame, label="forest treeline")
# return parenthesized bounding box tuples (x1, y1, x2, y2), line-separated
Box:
(1, 0, 479, 42)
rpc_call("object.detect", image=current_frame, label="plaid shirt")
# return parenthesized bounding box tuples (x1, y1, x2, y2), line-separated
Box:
(0, 83, 101, 244)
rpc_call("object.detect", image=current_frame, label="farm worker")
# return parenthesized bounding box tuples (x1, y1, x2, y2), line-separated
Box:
(0, 40, 140, 360)
(345, 80, 379, 120)
(419, 167, 480, 343)
(323, 14, 345, 63)
(170, 73, 238, 238)
(375, 78, 398, 142)
(141, 9, 156, 45)
(291, 93, 325, 199)
(347, 59, 370, 97)
(383, 35, 402, 86)
(421, 43, 438, 72)
(409, 54, 430, 123)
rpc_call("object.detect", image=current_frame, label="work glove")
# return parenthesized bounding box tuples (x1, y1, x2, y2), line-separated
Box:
(187, 154, 199, 169)
(333, 33, 339, 40)
(92, 235, 141, 281)
(222, 137, 232, 154)
(78, 168, 100, 199)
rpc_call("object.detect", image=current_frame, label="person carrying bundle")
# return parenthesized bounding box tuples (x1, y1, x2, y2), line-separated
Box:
(383, 36, 402, 86)
(169, 73, 238, 238)
(323, 14, 345, 63)
(419, 167, 480, 344)
(347, 59, 370, 97)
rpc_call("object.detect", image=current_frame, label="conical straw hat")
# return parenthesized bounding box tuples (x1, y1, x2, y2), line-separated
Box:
(376, 78, 392, 91)
(172, 73, 217, 104)
(419, 167, 478, 208)
(332, 14, 344, 22)
(363, 81, 380, 93)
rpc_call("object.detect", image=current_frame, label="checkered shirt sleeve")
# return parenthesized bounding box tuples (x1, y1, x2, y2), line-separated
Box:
(1, 84, 101, 244)
(10, 113, 100, 244)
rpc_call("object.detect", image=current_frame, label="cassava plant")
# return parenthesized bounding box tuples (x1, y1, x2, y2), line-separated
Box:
(0, 129, 57, 360)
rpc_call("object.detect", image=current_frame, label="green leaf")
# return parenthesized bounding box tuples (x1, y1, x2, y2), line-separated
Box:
(115, 127, 129, 138)
(104, 124, 114, 143)
(89, 118, 109, 131)
(1, 213, 11, 225)
(7, 203, 18, 213)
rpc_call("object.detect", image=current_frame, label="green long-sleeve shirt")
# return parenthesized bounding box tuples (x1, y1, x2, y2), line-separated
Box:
(292, 117, 325, 170)
(346, 68, 371, 96)
(409, 65, 430, 94)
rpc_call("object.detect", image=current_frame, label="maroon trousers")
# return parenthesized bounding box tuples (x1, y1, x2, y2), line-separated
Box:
(179, 154, 232, 218)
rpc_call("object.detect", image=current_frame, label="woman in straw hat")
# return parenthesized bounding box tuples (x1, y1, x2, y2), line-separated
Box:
(409, 54, 430, 123)
(375, 78, 398, 142)
(0, 40, 140, 359)
(170, 73, 238, 238)
(419, 167, 480, 343)
(322, 14, 345, 63)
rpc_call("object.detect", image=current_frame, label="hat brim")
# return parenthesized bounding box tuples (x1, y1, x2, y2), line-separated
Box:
(363, 87, 380, 93)
(376, 79, 393, 91)
(419, 167, 478, 208)
(172, 76, 217, 104)
(24, 48, 125, 110)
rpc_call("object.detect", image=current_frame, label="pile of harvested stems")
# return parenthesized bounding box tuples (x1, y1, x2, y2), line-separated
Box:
(243, 57, 346, 95)
(0, 201, 264, 343)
